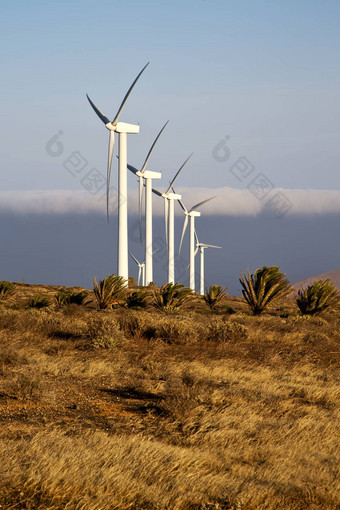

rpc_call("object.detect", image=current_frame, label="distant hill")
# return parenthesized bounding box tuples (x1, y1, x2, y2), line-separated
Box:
(293, 269, 340, 291)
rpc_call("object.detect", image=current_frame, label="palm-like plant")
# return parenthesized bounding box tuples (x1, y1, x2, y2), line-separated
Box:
(55, 289, 89, 308)
(153, 283, 192, 311)
(296, 279, 339, 315)
(240, 266, 292, 315)
(28, 295, 51, 309)
(93, 274, 127, 309)
(203, 285, 228, 311)
(0, 281, 15, 301)
(126, 290, 149, 309)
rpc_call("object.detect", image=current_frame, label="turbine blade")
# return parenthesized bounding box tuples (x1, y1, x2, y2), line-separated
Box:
(172, 186, 187, 212)
(112, 62, 150, 124)
(107, 130, 115, 220)
(127, 163, 139, 175)
(190, 196, 216, 213)
(194, 246, 199, 257)
(179, 215, 188, 255)
(166, 152, 193, 194)
(139, 176, 143, 244)
(137, 266, 141, 286)
(152, 187, 163, 197)
(141, 120, 169, 172)
(86, 94, 111, 125)
(177, 199, 187, 213)
(164, 198, 168, 247)
(201, 244, 222, 249)
(129, 250, 140, 265)
(194, 228, 199, 246)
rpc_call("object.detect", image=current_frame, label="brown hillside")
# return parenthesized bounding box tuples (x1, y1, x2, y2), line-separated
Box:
(294, 268, 340, 290)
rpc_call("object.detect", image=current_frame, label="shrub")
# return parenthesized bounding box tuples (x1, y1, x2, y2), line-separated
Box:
(221, 304, 235, 315)
(55, 289, 89, 308)
(296, 279, 339, 316)
(203, 285, 228, 310)
(27, 295, 51, 309)
(0, 281, 15, 301)
(156, 319, 200, 344)
(152, 283, 192, 311)
(126, 290, 149, 309)
(116, 311, 147, 338)
(208, 318, 249, 342)
(86, 316, 123, 349)
(93, 274, 127, 309)
(240, 266, 292, 315)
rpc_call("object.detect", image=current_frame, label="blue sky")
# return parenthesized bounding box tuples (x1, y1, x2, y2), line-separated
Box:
(1, 0, 340, 193)
(0, 0, 339, 289)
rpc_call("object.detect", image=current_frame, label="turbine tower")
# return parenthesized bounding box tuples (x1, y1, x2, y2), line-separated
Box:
(129, 251, 145, 286)
(178, 195, 215, 292)
(127, 122, 168, 285)
(152, 153, 193, 283)
(194, 230, 222, 295)
(86, 62, 149, 282)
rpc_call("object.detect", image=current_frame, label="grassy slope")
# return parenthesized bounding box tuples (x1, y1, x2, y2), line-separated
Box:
(0, 283, 339, 509)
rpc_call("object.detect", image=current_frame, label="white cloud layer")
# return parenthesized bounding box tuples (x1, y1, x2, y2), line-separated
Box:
(0, 187, 339, 217)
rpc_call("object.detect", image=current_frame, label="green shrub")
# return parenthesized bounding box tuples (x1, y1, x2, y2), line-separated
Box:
(153, 283, 192, 311)
(296, 279, 339, 316)
(27, 295, 51, 309)
(240, 266, 292, 315)
(93, 274, 127, 309)
(221, 304, 235, 315)
(55, 289, 89, 308)
(0, 281, 15, 301)
(126, 290, 149, 309)
(203, 285, 228, 310)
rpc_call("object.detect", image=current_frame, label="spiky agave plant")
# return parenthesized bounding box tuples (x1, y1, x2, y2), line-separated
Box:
(0, 281, 15, 301)
(240, 266, 292, 315)
(93, 274, 127, 309)
(203, 285, 229, 311)
(296, 279, 339, 315)
(153, 283, 192, 311)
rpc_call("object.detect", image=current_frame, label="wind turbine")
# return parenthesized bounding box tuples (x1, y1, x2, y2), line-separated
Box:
(127, 122, 168, 285)
(194, 230, 222, 295)
(86, 62, 149, 282)
(152, 153, 193, 284)
(129, 251, 145, 287)
(178, 194, 216, 292)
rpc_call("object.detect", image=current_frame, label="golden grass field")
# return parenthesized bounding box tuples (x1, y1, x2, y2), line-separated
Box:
(0, 283, 339, 509)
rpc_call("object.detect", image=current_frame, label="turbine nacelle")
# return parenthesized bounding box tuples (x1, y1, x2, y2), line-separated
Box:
(137, 170, 162, 180)
(164, 192, 182, 200)
(109, 122, 140, 134)
(187, 211, 201, 217)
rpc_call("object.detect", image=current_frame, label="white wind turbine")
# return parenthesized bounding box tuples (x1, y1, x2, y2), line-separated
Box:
(178, 194, 216, 292)
(129, 251, 145, 287)
(127, 122, 168, 285)
(86, 62, 149, 282)
(194, 230, 222, 295)
(152, 153, 193, 284)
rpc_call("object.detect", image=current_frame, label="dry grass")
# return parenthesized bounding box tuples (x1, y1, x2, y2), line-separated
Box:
(0, 283, 339, 509)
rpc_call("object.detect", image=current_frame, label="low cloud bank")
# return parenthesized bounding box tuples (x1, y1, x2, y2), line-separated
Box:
(0, 187, 339, 217)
